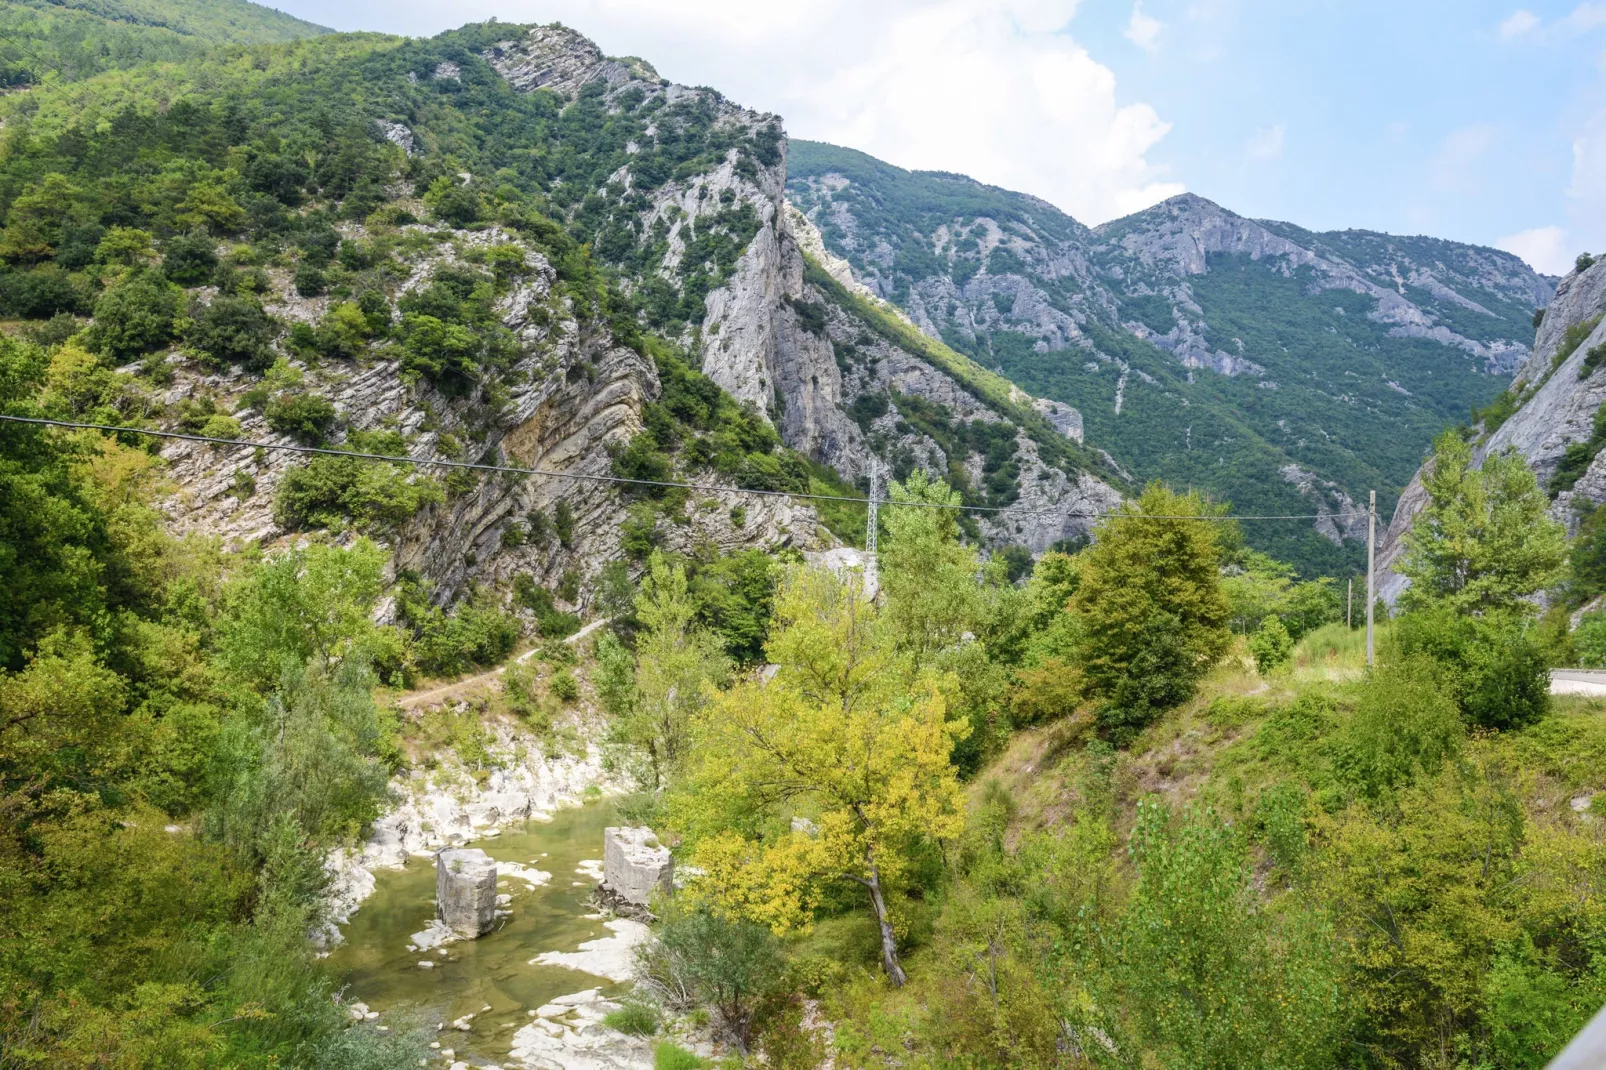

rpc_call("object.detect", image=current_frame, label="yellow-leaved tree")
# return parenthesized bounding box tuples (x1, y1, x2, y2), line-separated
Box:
(672, 565, 969, 986)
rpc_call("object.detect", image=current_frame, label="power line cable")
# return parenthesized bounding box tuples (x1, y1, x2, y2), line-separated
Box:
(0, 413, 1373, 524)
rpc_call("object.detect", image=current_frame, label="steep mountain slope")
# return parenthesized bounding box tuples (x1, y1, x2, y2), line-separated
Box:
(0, 0, 328, 85)
(1378, 256, 1606, 601)
(0, 19, 1125, 624)
(788, 141, 1554, 576)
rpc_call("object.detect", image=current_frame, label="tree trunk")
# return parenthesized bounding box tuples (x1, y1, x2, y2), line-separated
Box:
(864, 861, 907, 987)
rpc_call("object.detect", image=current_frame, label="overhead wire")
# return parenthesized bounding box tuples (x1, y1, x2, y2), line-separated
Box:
(0, 413, 1373, 523)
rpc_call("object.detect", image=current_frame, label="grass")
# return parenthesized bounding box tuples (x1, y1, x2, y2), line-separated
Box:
(654, 1041, 706, 1070)
(603, 1001, 661, 1037)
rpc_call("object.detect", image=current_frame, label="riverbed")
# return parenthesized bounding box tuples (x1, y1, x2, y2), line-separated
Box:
(328, 800, 626, 1063)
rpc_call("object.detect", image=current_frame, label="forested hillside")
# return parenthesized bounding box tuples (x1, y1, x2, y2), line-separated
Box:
(0, 0, 327, 85)
(788, 141, 1553, 577)
(3, 8, 1606, 1070)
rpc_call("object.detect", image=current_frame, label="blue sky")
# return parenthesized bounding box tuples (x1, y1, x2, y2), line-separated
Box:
(268, 0, 1606, 274)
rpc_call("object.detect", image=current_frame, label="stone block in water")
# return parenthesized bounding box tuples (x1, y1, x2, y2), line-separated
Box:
(602, 826, 672, 906)
(435, 847, 497, 936)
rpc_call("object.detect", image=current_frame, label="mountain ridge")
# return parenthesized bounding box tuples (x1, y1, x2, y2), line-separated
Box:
(788, 138, 1553, 575)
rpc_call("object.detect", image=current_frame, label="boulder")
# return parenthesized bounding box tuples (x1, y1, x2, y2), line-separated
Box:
(602, 827, 672, 906)
(435, 848, 497, 937)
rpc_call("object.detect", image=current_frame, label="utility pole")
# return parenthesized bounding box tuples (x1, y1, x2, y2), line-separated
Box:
(865, 460, 880, 560)
(1366, 490, 1376, 668)
(1347, 577, 1353, 630)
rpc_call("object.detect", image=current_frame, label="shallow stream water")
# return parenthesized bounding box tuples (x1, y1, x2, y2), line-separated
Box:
(328, 800, 622, 1063)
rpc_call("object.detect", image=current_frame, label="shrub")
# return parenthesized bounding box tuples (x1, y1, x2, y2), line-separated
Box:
(554, 500, 575, 547)
(0, 264, 87, 319)
(602, 1000, 660, 1037)
(265, 393, 337, 444)
(1249, 616, 1294, 674)
(1335, 655, 1463, 801)
(275, 429, 443, 533)
(1394, 607, 1550, 731)
(86, 271, 182, 359)
(1578, 253, 1596, 275)
(512, 575, 580, 638)
(637, 906, 784, 1052)
(293, 264, 327, 297)
(1574, 612, 1606, 667)
(188, 296, 278, 371)
(161, 232, 218, 285)
(549, 669, 579, 703)
(403, 585, 521, 677)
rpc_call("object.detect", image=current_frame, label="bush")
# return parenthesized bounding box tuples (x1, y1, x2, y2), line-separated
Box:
(403, 585, 521, 677)
(1250, 616, 1294, 674)
(293, 264, 327, 297)
(265, 393, 338, 445)
(188, 296, 278, 371)
(549, 669, 580, 703)
(275, 430, 443, 533)
(86, 271, 182, 359)
(602, 1000, 660, 1037)
(1394, 607, 1550, 731)
(162, 232, 218, 285)
(0, 264, 87, 319)
(637, 907, 784, 1052)
(1336, 655, 1463, 801)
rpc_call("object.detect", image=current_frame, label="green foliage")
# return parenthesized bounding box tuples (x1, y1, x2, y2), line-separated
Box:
(1551, 402, 1606, 496)
(512, 574, 581, 639)
(1394, 608, 1551, 731)
(1334, 655, 1464, 801)
(398, 580, 520, 678)
(653, 1042, 708, 1070)
(1401, 432, 1566, 614)
(86, 269, 182, 359)
(1073, 484, 1231, 738)
(638, 905, 785, 1052)
(187, 294, 278, 371)
(264, 391, 337, 445)
(1084, 800, 1345, 1070)
(602, 1000, 661, 1037)
(1248, 614, 1293, 674)
(275, 429, 443, 534)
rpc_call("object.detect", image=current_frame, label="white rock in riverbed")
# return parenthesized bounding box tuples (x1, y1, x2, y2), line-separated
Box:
(436, 849, 498, 937)
(530, 919, 649, 982)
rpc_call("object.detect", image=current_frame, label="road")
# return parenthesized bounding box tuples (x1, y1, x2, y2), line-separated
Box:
(1551, 669, 1606, 697)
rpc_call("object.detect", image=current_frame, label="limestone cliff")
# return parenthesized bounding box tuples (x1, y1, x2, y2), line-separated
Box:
(1377, 257, 1606, 602)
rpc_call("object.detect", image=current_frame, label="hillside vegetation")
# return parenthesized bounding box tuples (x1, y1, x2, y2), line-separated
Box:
(788, 140, 1550, 579)
(0, 0, 327, 85)
(3, 9, 1606, 1070)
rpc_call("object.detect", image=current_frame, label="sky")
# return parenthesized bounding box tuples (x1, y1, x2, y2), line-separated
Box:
(266, 0, 1606, 276)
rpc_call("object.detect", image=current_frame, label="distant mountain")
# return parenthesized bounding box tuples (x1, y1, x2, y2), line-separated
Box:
(0, 0, 328, 85)
(787, 141, 1555, 576)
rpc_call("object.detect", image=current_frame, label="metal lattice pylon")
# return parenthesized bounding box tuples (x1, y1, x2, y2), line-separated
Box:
(865, 460, 881, 558)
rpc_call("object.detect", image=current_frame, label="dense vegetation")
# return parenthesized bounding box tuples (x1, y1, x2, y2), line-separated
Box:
(3, 8, 1605, 1070)
(788, 140, 1538, 580)
(0, 0, 326, 86)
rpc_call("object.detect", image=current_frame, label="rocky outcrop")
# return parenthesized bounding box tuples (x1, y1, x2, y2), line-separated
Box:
(1377, 258, 1606, 602)
(436, 848, 498, 936)
(601, 827, 672, 907)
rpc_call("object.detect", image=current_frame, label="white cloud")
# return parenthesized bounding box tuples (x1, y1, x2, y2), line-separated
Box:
(379, 0, 1181, 225)
(1246, 123, 1285, 161)
(1496, 226, 1573, 275)
(1498, 9, 1539, 39)
(1124, 2, 1163, 51)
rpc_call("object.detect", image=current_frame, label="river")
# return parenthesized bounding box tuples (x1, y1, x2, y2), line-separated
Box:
(327, 800, 625, 1063)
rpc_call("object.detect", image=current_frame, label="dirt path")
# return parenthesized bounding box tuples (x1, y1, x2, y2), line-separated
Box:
(395, 616, 611, 711)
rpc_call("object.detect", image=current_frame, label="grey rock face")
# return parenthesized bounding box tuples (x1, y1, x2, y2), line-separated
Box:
(436, 848, 497, 937)
(602, 827, 672, 907)
(1377, 258, 1606, 602)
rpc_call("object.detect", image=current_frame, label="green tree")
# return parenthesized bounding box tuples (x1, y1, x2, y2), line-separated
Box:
(618, 553, 729, 789)
(1399, 432, 1566, 615)
(85, 270, 182, 360)
(1248, 615, 1294, 674)
(1073, 484, 1230, 738)
(675, 565, 968, 986)
(880, 469, 987, 669)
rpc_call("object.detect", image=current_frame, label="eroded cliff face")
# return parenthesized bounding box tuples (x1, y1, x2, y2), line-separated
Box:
(157, 220, 820, 609)
(480, 24, 1124, 552)
(1376, 258, 1606, 602)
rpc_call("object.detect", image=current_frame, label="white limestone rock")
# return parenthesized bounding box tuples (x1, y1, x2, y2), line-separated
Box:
(602, 828, 672, 907)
